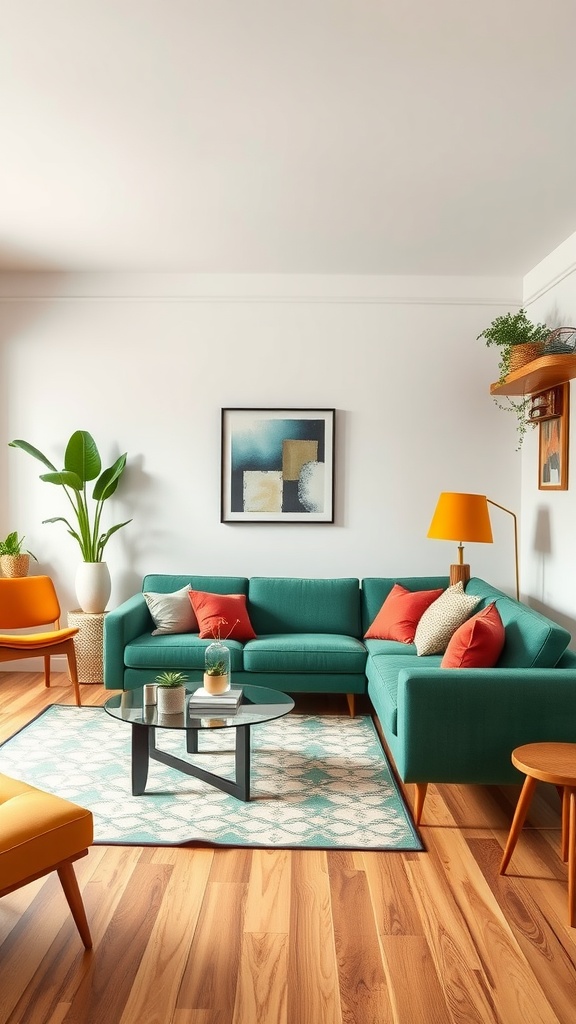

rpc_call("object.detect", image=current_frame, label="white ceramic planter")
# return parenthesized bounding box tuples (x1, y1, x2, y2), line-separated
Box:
(156, 685, 186, 715)
(75, 561, 111, 614)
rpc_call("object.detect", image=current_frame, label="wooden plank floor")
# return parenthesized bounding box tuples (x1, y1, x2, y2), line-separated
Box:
(1, 671, 575, 1024)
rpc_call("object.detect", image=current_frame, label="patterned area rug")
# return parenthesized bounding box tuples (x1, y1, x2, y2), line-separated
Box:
(0, 705, 423, 851)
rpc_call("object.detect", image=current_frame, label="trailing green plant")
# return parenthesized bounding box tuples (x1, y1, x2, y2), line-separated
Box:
(477, 309, 549, 450)
(491, 395, 536, 451)
(477, 308, 550, 382)
(155, 671, 189, 688)
(0, 531, 37, 560)
(8, 431, 131, 562)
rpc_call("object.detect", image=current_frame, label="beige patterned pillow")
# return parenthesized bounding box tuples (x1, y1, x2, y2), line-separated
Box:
(414, 582, 481, 656)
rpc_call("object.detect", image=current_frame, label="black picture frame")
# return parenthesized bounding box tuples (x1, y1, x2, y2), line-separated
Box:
(221, 408, 335, 523)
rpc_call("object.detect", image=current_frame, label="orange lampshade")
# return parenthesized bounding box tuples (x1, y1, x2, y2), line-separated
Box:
(427, 492, 493, 544)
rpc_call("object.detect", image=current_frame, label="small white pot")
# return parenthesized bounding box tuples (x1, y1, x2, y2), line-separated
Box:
(75, 561, 111, 614)
(203, 672, 230, 695)
(156, 685, 186, 715)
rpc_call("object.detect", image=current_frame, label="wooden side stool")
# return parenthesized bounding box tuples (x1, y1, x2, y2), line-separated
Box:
(500, 742, 576, 927)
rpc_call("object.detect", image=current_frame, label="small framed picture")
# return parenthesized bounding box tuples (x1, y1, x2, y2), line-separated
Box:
(221, 408, 335, 522)
(538, 384, 569, 490)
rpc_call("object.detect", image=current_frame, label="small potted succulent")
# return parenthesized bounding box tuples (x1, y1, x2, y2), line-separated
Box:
(154, 671, 188, 715)
(0, 531, 38, 578)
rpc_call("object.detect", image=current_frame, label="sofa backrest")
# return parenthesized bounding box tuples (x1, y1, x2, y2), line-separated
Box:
(248, 577, 362, 636)
(361, 577, 449, 635)
(465, 577, 571, 668)
(141, 574, 249, 596)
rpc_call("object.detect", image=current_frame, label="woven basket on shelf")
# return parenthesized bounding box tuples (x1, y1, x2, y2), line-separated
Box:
(509, 342, 544, 373)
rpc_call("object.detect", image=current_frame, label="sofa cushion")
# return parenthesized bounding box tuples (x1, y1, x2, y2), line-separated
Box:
(364, 583, 444, 642)
(414, 583, 481, 656)
(365, 652, 442, 735)
(248, 577, 361, 636)
(189, 591, 257, 642)
(361, 576, 449, 635)
(142, 574, 249, 597)
(464, 577, 572, 668)
(242, 634, 367, 675)
(143, 584, 198, 635)
(124, 633, 244, 672)
(441, 602, 505, 669)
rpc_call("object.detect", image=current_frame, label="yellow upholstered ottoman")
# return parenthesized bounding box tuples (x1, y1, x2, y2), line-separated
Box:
(0, 773, 94, 948)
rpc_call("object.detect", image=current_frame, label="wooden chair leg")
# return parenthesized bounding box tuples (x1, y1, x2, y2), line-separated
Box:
(561, 782, 569, 929)
(57, 861, 92, 949)
(500, 775, 537, 874)
(66, 642, 82, 707)
(561, 787, 569, 863)
(414, 782, 428, 825)
(44, 654, 51, 687)
(346, 693, 355, 718)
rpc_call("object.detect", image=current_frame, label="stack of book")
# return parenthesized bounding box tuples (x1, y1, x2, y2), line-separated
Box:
(188, 687, 243, 714)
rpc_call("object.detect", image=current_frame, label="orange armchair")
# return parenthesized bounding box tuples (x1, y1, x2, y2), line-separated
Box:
(0, 576, 81, 706)
(0, 772, 93, 948)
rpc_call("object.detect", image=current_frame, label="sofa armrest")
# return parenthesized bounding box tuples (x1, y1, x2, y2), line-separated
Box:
(103, 594, 152, 690)
(394, 666, 576, 782)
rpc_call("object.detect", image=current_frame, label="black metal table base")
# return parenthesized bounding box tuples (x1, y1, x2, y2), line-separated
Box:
(131, 723, 251, 801)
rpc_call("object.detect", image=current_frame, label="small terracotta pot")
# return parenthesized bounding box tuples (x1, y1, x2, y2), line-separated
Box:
(203, 672, 230, 695)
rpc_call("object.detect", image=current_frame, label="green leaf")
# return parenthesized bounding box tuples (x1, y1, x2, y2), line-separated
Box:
(40, 471, 84, 490)
(93, 453, 127, 501)
(8, 439, 58, 472)
(95, 520, 132, 559)
(65, 431, 101, 483)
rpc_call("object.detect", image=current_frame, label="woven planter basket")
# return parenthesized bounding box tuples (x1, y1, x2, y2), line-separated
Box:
(0, 554, 30, 578)
(509, 342, 544, 373)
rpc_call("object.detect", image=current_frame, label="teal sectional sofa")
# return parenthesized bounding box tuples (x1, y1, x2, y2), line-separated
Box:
(104, 573, 576, 822)
(104, 575, 367, 707)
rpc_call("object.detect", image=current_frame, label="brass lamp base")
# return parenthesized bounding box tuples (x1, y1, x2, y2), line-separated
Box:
(449, 563, 470, 588)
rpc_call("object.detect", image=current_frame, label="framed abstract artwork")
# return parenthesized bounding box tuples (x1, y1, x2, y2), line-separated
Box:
(221, 408, 335, 522)
(538, 383, 569, 490)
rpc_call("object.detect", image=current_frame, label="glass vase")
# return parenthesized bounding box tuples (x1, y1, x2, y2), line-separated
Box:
(204, 641, 231, 694)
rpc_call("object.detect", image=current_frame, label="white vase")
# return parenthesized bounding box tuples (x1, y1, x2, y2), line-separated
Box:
(75, 561, 111, 614)
(156, 686, 186, 716)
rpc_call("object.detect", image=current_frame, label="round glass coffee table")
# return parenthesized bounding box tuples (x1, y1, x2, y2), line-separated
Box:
(104, 683, 294, 802)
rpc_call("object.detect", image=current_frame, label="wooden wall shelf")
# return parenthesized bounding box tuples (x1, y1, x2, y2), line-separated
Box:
(490, 354, 576, 397)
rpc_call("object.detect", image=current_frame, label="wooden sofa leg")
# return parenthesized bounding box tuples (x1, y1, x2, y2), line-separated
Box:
(414, 783, 428, 825)
(44, 654, 51, 688)
(57, 860, 92, 949)
(346, 693, 355, 718)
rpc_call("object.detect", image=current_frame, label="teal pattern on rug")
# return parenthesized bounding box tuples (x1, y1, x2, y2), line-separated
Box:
(0, 706, 423, 851)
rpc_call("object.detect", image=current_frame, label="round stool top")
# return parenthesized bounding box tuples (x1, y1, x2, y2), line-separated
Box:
(512, 742, 576, 787)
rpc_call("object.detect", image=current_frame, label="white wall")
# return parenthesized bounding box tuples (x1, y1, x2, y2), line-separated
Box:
(1, 273, 522, 626)
(522, 232, 576, 642)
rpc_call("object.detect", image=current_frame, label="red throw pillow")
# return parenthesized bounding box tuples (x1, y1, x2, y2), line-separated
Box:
(364, 583, 444, 643)
(441, 602, 505, 669)
(189, 590, 257, 642)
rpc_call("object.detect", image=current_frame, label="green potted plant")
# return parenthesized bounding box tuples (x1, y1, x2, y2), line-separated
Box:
(0, 531, 38, 578)
(8, 430, 131, 612)
(203, 618, 234, 694)
(477, 308, 550, 382)
(477, 309, 550, 450)
(155, 671, 189, 715)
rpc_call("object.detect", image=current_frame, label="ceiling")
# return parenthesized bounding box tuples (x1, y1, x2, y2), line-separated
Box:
(2, 1, 576, 276)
